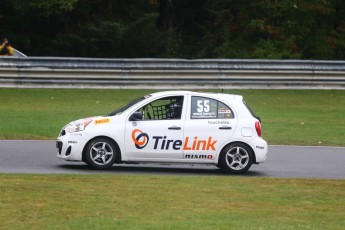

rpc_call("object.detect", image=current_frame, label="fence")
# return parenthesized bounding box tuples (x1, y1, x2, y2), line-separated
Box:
(1, 57, 344, 89)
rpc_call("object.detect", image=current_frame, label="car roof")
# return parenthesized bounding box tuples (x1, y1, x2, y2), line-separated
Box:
(149, 90, 243, 101)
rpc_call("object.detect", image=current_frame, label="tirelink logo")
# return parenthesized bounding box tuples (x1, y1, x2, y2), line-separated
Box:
(131, 129, 149, 149)
(131, 129, 217, 151)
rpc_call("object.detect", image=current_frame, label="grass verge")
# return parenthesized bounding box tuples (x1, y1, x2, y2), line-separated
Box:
(0, 88, 344, 146)
(0, 174, 344, 230)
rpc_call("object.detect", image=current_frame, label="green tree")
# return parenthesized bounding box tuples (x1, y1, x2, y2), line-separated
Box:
(0, 0, 343, 59)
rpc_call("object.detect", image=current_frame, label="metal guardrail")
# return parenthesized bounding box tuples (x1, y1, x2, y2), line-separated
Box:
(0, 57, 344, 89)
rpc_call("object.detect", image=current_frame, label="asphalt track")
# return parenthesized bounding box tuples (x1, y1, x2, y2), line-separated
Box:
(0, 140, 344, 179)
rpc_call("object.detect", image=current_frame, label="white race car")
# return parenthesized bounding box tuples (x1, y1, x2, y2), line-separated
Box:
(57, 91, 267, 174)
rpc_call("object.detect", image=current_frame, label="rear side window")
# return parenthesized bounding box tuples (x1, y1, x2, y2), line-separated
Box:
(191, 96, 234, 119)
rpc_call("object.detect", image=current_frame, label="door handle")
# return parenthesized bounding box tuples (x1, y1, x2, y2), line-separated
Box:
(168, 126, 181, 130)
(219, 126, 232, 130)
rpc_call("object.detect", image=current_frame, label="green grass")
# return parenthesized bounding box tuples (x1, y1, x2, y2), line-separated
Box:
(0, 174, 344, 230)
(0, 88, 344, 146)
(1, 89, 344, 229)
(0, 88, 152, 139)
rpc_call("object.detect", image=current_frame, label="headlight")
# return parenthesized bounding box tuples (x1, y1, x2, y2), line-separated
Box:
(66, 118, 93, 133)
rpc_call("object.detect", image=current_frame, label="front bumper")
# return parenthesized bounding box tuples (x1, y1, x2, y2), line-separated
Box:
(57, 130, 90, 161)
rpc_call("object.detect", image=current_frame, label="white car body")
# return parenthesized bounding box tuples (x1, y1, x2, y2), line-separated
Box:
(57, 91, 268, 174)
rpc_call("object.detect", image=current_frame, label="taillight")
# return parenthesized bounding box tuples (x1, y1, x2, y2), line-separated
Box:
(255, 121, 262, 137)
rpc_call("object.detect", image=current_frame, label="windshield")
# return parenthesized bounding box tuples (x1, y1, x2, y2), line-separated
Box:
(108, 95, 151, 116)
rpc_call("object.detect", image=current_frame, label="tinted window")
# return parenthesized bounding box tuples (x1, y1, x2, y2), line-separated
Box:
(191, 97, 234, 119)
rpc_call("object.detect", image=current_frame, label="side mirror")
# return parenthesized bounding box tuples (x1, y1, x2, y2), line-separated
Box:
(129, 111, 143, 121)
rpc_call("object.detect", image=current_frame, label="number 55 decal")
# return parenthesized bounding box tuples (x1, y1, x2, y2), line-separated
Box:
(197, 100, 210, 112)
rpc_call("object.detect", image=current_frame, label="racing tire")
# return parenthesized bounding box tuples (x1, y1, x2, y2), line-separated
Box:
(219, 143, 254, 174)
(84, 138, 117, 169)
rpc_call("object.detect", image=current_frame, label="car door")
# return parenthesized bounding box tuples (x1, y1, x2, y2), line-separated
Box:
(125, 95, 186, 160)
(182, 95, 237, 160)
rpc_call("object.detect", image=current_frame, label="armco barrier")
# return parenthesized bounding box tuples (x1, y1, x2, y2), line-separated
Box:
(0, 57, 345, 89)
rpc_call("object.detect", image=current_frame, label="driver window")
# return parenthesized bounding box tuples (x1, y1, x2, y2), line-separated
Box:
(138, 96, 184, 120)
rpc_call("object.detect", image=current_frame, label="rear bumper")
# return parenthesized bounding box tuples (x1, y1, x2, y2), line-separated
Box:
(248, 138, 268, 163)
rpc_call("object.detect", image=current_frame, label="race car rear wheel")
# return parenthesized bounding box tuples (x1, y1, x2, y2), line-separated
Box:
(84, 138, 117, 169)
(219, 143, 253, 174)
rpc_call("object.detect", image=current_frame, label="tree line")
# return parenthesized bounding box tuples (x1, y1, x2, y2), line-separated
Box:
(1, 0, 344, 59)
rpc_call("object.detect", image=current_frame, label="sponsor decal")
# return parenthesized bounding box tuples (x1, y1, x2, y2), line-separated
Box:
(218, 109, 231, 114)
(70, 133, 82, 136)
(184, 154, 213, 159)
(131, 130, 217, 151)
(256, 146, 265, 149)
(131, 129, 149, 149)
(208, 121, 230, 125)
(68, 141, 77, 144)
(183, 137, 216, 151)
(95, 118, 110, 124)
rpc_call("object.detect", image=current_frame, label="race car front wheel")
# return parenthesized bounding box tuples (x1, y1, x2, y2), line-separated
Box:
(84, 138, 117, 169)
(219, 143, 254, 174)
